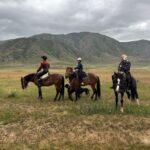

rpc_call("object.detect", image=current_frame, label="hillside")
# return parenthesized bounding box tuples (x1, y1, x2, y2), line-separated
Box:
(0, 32, 150, 66)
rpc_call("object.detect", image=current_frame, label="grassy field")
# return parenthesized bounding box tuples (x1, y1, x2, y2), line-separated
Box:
(0, 67, 150, 150)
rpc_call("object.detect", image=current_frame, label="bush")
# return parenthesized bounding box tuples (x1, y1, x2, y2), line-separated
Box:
(8, 90, 17, 98)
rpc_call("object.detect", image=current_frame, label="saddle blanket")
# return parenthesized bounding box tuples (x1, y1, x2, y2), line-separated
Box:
(40, 73, 49, 79)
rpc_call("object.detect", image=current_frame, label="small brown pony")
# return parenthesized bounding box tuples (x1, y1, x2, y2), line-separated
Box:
(21, 73, 64, 101)
(65, 67, 101, 100)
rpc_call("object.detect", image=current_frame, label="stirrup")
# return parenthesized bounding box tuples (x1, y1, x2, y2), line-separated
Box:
(110, 86, 114, 89)
(38, 79, 42, 86)
(81, 82, 84, 86)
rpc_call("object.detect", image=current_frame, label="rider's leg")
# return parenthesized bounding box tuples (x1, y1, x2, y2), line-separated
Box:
(110, 74, 115, 89)
(79, 73, 83, 82)
(126, 72, 131, 90)
(37, 71, 47, 86)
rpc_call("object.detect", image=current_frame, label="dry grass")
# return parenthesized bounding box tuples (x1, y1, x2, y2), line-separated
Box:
(0, 67, 150, 150)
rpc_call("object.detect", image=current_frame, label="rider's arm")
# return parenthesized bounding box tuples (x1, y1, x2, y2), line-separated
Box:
(125, 61, 131, 72)
(74, 64, 79, 70)
(37, 63, 42, 72)
(118, 62, 122, 71)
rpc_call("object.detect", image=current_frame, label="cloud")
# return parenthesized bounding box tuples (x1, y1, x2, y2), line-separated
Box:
(0, 0, 150, 41)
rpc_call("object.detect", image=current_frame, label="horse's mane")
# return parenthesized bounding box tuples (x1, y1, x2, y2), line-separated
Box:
(66, 67, 73, 70)
(25, 73, 36, 81)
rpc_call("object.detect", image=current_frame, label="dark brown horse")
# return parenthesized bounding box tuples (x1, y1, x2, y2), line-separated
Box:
(65, 67, 101, 100)
(65, 83, 89, 101)
(21, 73, 64, 101)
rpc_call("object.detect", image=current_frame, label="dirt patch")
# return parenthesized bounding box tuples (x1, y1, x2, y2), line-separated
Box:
(139, 130, 150, 145)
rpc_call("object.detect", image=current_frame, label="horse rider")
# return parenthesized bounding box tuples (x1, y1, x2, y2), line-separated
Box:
(36, 56, 50, 86)
(74, 57, 83, 83)
(119, 54, 131, 89)
(111, 54, 131, 90)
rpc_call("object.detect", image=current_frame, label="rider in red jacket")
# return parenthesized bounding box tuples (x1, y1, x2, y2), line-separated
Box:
(37, 56, 50, 86)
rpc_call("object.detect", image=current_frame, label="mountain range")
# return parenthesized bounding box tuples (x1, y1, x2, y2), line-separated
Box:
(0, 32, 150, 66)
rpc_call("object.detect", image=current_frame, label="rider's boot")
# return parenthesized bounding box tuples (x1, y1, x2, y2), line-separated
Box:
(110, 85, 114, 89)
(38, 79, 42, 87)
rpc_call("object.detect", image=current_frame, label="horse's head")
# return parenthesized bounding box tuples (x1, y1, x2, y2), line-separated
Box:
(21, 77, 28, 89)
(113, 71, 126, 92)
(21, 73, 36, 89)
(65, 67, 74, 78)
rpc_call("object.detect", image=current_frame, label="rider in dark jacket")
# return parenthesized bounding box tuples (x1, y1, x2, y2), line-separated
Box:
(118, 57, 131, 73)
(74, 57, 83, 82)
(118, 54, 131, 90)
(37, 56, 50, 86)
(111, 54, 131, 90)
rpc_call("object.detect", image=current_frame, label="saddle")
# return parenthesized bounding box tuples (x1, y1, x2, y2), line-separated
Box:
(82, 71, 87, 78)
(78, 71, 87, 83)
(40, 73, 50, 79)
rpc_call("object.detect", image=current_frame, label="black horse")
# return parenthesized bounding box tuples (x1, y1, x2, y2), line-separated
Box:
(112, 72, 139, 112)
(65, 84, 89, 101)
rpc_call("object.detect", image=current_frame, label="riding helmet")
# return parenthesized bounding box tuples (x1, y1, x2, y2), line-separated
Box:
(77, 57, 82, 61)
(41, 56, 47, 60)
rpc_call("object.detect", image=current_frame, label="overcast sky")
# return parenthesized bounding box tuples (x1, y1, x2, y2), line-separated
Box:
(0, 0, 150, 41)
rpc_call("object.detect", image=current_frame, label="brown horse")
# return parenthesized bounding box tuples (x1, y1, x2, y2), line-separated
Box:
(21, 73, 64, 101)
(65, 67, 101, 100)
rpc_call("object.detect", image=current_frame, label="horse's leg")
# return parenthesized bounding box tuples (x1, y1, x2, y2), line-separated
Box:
(54, 86, 59, 101)
(58, 92, 61, 101)
(69, 89, 74, 101)
(59, 77, 64, 101)
(91, 85, 96, 100)
(94, 89, 97, 101)
(54, 83, 62, 101)
(126, 90, 131, 104)
(135, 90, 140, 105)
(126, 90, 130, 100)
(76, 88, 81, 101)
(57, 86, 62, 101)
(38, 86, 43, 100)
(54, 90, 59, 101)
(120, 92, 124, 113)
(115, 92, 118, 110)
(75, 91, 78, 101)
(85, 88, 89, 95)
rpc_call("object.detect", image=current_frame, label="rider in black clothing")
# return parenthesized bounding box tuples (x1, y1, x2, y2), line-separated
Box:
(111, 54, 131, 90)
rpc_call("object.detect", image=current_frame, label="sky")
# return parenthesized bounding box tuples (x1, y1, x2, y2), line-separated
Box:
(0, 0, 150, 41)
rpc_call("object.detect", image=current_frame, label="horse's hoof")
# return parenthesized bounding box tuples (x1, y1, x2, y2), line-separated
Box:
(136, 99, 140, 105)
(37, 97, 42, 100)
(120, 107, 124, 113)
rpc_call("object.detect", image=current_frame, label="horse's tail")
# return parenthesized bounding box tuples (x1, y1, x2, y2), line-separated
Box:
(96, 76, 101, 99)
(130, 77, 139, 101)
(61, 76, 65, 99)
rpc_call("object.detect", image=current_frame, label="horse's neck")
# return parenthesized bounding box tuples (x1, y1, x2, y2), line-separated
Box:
(25, 74, 36, 82)
(69, 72, 76, 81)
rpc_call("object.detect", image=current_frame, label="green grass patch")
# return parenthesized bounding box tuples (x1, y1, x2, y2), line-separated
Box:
(7, 90, 18, 98)
(0, 110, 24, 124)
(70, 101, 150, 116)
